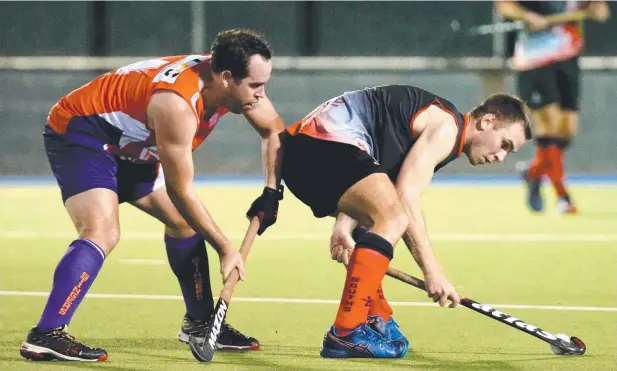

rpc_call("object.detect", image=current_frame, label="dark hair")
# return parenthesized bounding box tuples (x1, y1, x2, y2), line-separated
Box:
(469, 93, 533, 140)
(210, 29, 272, 80)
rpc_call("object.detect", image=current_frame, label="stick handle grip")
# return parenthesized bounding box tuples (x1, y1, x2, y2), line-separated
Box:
(387, 267, 474, 308)
(386, 267, 426, 291)
(218, 217, 260, 302)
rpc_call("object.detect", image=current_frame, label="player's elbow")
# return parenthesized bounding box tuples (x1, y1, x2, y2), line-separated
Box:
(261, 119, 286, 140)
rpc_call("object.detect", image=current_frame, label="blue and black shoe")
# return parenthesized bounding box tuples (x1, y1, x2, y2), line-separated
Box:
(368, 315, 409, 351)
(320, 324, 407, 358)
(517, 161, 543, 212)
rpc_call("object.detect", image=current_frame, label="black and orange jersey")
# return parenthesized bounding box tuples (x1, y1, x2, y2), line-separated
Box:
(287, 85, 469, 180)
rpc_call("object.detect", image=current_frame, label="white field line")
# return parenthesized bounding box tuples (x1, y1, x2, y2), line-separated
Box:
(0, 290, 615, 312)
(2, 231, 617, 242)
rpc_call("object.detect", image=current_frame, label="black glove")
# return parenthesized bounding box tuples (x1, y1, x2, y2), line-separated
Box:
(246, 185, 284, 235)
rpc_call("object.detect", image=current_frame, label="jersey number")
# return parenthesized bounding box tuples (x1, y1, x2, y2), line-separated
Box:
(153, 55, 208, 84)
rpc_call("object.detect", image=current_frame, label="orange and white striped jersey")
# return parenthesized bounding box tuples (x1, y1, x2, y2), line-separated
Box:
(512, 1, 585, 71)
(47, 55, 228, 164)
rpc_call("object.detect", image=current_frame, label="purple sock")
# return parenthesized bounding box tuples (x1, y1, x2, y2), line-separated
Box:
(165, 234, 213, 321)
(37, 239, 105, 332)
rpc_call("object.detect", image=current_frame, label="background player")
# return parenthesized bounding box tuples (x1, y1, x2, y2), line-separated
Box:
(282, 85, 532, 358)
(19, 29, 285, 362)
(496, 1, 610, 214)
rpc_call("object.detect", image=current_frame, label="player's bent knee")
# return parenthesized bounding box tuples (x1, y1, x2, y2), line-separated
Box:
(165, 222, 195, 239)
(355, 231, 394, 260)
(78, 226, 120, 255)
(154, 206, 194, 238)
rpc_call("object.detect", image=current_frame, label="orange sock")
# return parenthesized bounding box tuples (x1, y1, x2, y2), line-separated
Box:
(545, 145, 567, 198)
(368, 283, 393, 321)
(334, 248, 390, 335)
(527, 145, 550, 180)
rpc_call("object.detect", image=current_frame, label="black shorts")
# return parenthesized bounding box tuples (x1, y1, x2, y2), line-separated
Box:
(517, 57, 580, 111)
(281, 134, 384, 218)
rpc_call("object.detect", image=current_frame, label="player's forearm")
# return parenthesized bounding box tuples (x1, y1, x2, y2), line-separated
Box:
(400, 194, 440, 274)
(546, 10, 588, 24)
(261, 131, 283, 190)
(166, 186, 232, 255)
(497, 1, 588, 24)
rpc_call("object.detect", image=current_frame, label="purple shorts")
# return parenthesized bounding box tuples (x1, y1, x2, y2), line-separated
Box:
(44, 119, 164, 204)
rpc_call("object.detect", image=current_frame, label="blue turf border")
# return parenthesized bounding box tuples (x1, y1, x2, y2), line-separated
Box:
(1, 174, 616, 186)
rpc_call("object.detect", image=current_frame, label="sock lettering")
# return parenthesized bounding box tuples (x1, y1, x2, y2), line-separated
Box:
(58, 272, 90, 315)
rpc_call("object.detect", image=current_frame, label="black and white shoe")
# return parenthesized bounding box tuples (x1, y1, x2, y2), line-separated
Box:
(20, 326, 108, 362)
(177, 315, 260, 350)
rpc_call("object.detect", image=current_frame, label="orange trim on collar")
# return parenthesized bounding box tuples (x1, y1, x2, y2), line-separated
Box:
(457, 114, 470, 158)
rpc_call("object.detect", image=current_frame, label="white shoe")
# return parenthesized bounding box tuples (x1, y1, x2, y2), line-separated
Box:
(555, 198, 577, 214)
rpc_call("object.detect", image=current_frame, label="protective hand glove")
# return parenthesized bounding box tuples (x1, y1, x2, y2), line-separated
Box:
(246, 185, 284, 235)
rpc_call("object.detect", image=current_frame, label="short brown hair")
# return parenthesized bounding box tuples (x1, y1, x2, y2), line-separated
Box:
(469, 93, 533, 140)
(210, 29, 272, 80)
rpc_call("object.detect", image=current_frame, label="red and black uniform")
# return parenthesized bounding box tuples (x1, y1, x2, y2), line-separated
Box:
(283, 85, 469, 217)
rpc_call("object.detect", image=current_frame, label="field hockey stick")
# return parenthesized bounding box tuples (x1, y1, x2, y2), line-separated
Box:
(189, 217, 261, 362)
(385, 266, 586, 355)
(450, 20, 525, 36)
(451, 10, 589, 36)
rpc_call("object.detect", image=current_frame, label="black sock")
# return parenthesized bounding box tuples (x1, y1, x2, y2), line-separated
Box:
(165, 234, 213, 321)
(554, 138, 572, 150)
(535, 136, 555, 148)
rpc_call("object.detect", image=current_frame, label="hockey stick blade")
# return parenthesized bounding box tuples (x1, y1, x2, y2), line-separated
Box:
(189, 217, 261, 362)
(461, 297, 585, 355)
(189, 297, 229, 362)
(385, 267, 586, 355)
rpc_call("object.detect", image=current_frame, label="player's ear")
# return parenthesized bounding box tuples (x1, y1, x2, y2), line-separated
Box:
(221, 70, 233, 88)
(479, 113, 496, 131)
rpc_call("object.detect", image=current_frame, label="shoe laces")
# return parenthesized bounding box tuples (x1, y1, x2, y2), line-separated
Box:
(184, 316, 208, 332)
(48, 328, 78, 345)
(359, 327, 381, 341)
(221, 322, 244, 338)
(194, 320, 209, 332)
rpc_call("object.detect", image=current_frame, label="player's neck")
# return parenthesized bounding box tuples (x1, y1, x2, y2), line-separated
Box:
(461, 114, 476, 155)
(199, 73, 227, 109)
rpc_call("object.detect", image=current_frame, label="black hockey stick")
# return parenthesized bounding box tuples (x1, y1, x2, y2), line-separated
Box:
(386, 267, 586, 355)
(189, 217, 261, 362)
